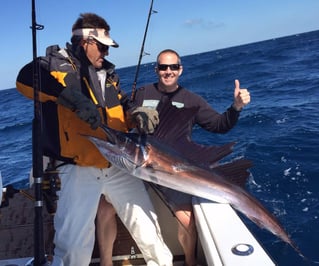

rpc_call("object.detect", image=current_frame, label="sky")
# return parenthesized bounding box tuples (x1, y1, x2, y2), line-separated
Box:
(1, 0, 318, 90)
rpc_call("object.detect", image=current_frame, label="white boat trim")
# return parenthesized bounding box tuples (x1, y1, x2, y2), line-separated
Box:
(0, 257, 33, 266)
(193, 197, 276, 266)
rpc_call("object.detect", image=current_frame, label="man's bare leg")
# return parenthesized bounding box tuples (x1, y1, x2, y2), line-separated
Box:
(175, 209, 197, 266)
(97, 196, 117, 266)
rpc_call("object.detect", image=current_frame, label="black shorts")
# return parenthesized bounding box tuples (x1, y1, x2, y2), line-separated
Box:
(152, 184, 193, 211)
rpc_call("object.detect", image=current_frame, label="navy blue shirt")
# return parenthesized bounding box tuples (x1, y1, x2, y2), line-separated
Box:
(134, 83, 240, 136)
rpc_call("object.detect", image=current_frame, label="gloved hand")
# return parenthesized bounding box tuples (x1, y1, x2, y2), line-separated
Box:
(57, 87, 101, 129)
(131, 106, 159, 134)
(75, 102, 101, 130)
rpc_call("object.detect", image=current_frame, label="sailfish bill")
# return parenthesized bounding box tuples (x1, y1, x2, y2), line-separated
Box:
(88, 101, 306, 260)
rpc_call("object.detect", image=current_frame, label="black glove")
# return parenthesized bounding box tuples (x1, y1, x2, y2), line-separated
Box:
(57, 87, 101, 129)
(131, 107, 159, 134)
(75, 103, 101, 130)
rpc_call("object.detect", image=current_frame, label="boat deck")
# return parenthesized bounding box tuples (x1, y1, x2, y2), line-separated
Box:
(0, 187, 199, 266)
(1, 185, 276, 266)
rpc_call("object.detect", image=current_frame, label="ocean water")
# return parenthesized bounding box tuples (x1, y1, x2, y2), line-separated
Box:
(1, 30, 319, 265)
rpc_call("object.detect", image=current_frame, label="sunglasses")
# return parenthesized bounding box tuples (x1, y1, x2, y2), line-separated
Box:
(87, 38, 109, 53)
(94, 41, 109, 53)
(157, 64, 181, 71)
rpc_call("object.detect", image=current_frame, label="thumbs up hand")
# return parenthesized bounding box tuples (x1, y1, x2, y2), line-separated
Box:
(233, 79, 250, 111)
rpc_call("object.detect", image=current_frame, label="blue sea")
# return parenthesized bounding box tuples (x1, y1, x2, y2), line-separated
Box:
(1, 30, 318, 265)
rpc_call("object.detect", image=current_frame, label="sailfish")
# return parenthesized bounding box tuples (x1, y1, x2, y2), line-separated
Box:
(88, 100, 306, 260)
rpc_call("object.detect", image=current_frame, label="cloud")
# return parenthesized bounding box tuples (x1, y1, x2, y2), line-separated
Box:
(183, 18, 225, 30)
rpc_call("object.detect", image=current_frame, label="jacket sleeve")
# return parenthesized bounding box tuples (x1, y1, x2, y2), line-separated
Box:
(194, 94, 240, 134)
(16, 57, 67, 102)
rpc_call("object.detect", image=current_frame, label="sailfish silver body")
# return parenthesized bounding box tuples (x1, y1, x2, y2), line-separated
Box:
(88, 102, 303, 258)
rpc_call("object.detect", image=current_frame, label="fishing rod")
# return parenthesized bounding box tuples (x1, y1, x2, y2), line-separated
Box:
(31, 0, 47, 265)
(131, 0, 157, 101)
(0, 172, 2, 207)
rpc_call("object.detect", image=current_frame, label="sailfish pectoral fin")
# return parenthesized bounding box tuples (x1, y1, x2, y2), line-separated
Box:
(143, 162, 175, 175)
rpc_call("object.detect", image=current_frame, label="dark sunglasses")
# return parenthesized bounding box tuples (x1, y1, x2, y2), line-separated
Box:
(157, 64, 181, 71)
(87, 38, 109, 53)
(94, 41, 109, 53)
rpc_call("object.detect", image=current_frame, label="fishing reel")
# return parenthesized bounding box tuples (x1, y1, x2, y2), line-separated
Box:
(42, 159, 61, 215)
(0, 185, 19, 208)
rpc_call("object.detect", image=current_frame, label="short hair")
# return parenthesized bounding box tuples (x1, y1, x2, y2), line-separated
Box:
(156, 49, 182, 65)
(71, 13, 111, 45)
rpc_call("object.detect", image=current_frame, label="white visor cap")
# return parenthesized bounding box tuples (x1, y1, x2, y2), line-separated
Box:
(72, 28, 119, 47)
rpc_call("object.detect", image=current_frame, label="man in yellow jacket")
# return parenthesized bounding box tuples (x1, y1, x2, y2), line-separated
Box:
(16, 13, 172, 266)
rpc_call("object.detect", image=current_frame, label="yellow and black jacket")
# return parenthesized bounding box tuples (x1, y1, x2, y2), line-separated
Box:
(16, 44, 133, 168)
